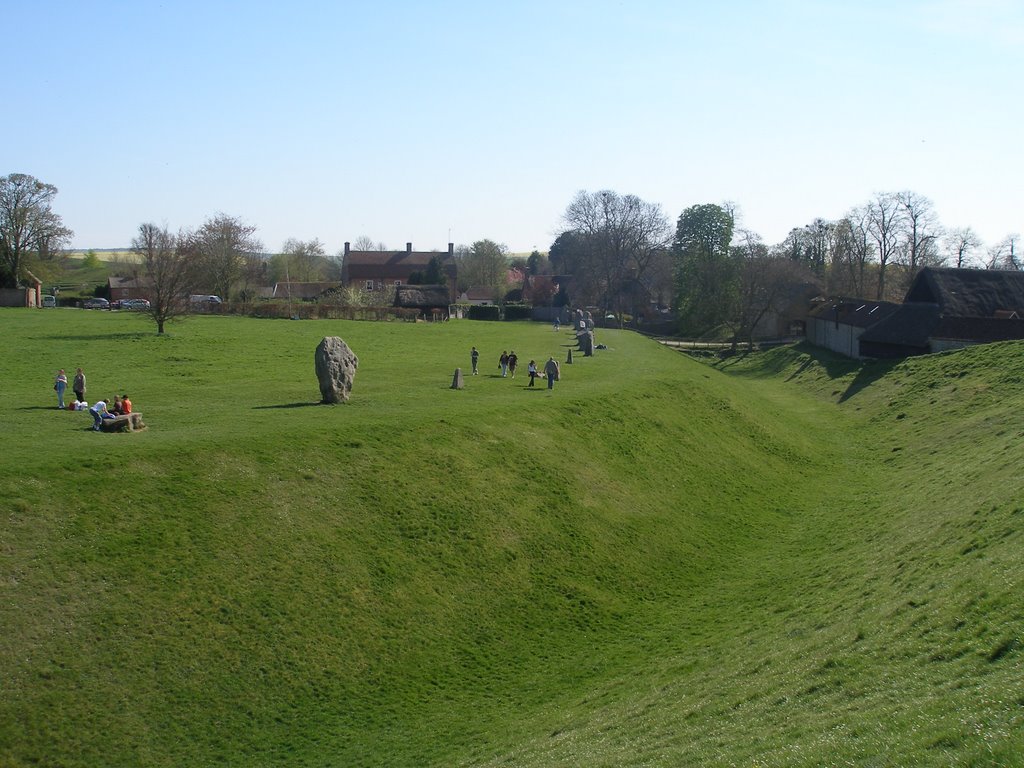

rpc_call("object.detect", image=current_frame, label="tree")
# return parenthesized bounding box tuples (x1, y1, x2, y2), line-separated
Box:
(673, 203, 736, 336)
(865, 192, 902, 300)
(352, 235, 387, 251)
(987, 234, 1021, 270)
(0, 173, 72, 288)
(896, 190, 943, 276)
(944, 227, 982, 269)
(728, 230, 815, 351)
(461, 239, 509, 301)
(188, 213, 262, 301)
(827, 211, 872, 298)
(423, 254, 446, 285)
(559, 189, 671, 314)
(526, 250, 550, 275)
(131, 223, 197, 335)
(281, 238, 327, 282)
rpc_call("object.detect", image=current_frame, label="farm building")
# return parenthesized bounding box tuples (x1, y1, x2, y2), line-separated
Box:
(807, 267, 1024, 359)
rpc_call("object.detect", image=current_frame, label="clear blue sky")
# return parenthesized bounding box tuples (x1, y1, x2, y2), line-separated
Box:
(4, 0, 1021, 255)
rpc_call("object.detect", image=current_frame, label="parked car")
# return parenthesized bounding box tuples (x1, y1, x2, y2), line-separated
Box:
(189, 294, 222, 305)
(83, 298, 110, 309)
(41, 295, 56, 308)
(123, 298, 151, 310)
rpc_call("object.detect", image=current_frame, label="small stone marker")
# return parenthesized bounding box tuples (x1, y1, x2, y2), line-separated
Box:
(566, 349, 573, 364)
(451, 367, 464, 389)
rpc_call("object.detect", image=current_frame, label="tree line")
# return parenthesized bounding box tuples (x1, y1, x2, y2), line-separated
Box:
(2, 172, 1020, 340)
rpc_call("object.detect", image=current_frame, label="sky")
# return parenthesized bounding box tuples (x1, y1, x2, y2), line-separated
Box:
(3, 0, 1021, 256)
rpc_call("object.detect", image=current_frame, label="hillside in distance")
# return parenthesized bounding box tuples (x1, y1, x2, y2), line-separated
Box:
(0, 310, 1021, 766)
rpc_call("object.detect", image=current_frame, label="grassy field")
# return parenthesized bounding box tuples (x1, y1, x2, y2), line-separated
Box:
(1, 309, 1021, 766)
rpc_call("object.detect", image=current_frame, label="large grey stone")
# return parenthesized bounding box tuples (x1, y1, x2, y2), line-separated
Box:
(315, 336, 359, 404)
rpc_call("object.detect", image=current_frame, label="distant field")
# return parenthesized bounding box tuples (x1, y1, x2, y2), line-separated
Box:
(1, 310, 1021, 767)
(63, 248, 133, 261)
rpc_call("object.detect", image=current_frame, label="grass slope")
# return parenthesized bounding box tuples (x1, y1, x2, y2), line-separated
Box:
(1, 311, 1021, 766)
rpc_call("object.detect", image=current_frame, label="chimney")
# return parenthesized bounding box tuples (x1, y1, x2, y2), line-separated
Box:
(344, 242, 350, 255)
(448, 242, 454, 256)
(406, 242, 413, 253)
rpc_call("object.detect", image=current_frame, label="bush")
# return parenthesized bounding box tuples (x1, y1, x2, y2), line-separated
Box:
(503, 303, 532, 321)
(468, 305, 501, 321)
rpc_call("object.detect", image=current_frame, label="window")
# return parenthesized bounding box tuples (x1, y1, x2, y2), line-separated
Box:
(365, 280, 374, 291)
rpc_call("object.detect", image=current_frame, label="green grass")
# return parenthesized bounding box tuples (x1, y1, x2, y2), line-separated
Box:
(1, 311, 1021, 766)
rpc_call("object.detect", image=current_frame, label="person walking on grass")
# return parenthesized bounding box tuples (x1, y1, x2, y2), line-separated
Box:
(73, 367, 86, 404)
(527, 360, 538, 387)
(471, 346, 480, 375)
(544, 356, 560, 390)
(499, 350, 509, 377)
(508, 351, 518, 378)
(54, 369, 68, 409)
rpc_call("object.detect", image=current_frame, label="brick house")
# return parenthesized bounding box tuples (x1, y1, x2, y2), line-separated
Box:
(341, 242, 458, 301)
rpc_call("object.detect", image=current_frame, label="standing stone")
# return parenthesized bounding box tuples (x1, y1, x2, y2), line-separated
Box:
(315, 336, 359, 404)
(451, 367, 464, 389)
(566, 349, 573, 364)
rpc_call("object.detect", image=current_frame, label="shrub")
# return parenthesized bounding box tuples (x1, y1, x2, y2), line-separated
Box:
(469, 305, 501, 321)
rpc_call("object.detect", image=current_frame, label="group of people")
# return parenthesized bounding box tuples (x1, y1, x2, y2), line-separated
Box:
(53, 367, 88, 410)
(52, 367, 134, 430)
(469, 347, 561, 389)
(89, 395, 133, 431)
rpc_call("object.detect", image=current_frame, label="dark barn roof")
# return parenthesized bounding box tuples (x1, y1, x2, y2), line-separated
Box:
(858, 304, 941, 355)
(904, 267, 1024, 317)
(807, 299, 901, 328)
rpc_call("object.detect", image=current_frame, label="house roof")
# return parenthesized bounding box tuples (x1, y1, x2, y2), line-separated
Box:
(807, 299, 901, 328)
(344, 251, 457, 280)
(393, 284, 451, 308)
(904, 267, 1024, 317)
(857, 304, 941, 348)
(272, 282, 338, 299)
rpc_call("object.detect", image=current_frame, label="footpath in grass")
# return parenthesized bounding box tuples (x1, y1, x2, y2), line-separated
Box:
(1, 310, 1021, 767)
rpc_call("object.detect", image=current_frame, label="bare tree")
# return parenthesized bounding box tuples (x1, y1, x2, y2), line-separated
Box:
(896, 190, 943, 276)
(561, 189, 671, 315)
(131, 223, 196, 334)
(945, 227, 982, 269)
(987, 234, 1021, 270)
(188, 213, 262, 301)
(827, 211, 872, 298)
(866, 192, 903, 300)
(0, 173, 72, 288)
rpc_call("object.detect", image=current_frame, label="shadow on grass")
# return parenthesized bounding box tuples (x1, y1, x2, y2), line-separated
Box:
(39, 332, 153, 342)
(20, 406, 64, 411)
(252, 402, 322, 410)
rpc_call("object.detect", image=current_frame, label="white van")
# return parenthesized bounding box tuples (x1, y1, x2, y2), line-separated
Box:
(41, 295, 57, 308)
(189, 295, 223, 305)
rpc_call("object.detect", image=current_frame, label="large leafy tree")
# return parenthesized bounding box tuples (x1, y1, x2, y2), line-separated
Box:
(0, 173, 72, 288)
(673, 203, 736, 336)
(460, 239, 509, 301)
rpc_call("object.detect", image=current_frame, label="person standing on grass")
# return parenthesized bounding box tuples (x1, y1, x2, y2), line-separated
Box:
(508, 351, 518, 378)
(471, 346, 479, 375)
(544, 356, 560, 390)
(499, 350, 509, 377)
(73, 367, 86, 404)
(54, 369, 68, 409)
(527, 360, 538, 387)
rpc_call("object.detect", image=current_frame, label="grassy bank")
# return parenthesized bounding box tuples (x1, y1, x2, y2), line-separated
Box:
(1, 310, 1021, 766)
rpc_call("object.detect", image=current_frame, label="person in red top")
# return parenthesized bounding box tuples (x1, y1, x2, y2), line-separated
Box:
(121, 394, 132, 414)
